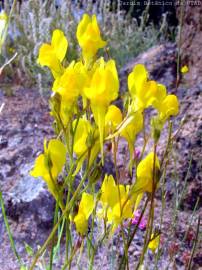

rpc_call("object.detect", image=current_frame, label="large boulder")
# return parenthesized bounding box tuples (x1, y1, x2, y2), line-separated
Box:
(176, 3, 202, 85)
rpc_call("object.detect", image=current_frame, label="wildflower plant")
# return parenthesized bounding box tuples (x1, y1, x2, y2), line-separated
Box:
(28, 13, 180, 269)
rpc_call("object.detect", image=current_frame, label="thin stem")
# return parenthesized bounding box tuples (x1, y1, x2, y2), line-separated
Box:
(118, 197, 149, 270)
(8, 0, 17, 24)
(0, 190, 22, 266)
(53, 217, 66, 262)
(113, 138, 129, 269)
(89, 185, 97, 270)
(65, 219, 72, 264)
(76, 239, 84, 267)
(177, 153, 193, 209)
(0, 52, 18, 74)
(183, 197, 200, 242)
(137, 143, 157, 268)
(140, 112, 149, 161)
(154, 161, 168, 269)
(49, 202, 59, 270)
(176, 0, 184, 90)
(160, 120, 173, 167)
(62, 245, 77, 270)
(187, 216, 200, 270)
(29, 169, 90, 270)
(129, 198, 149, 248)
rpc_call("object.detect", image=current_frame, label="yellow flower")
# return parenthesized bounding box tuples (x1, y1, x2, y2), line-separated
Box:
(0, 10, 8, 53)
(181, 65, 189, 74)
(128, 64, 166, 110)
(84, 58, 119, 106)
(133, 152, 160, 194)
(52, 61, 88, 104)
(128, 64, 148, 100)
(74, 192, 95, 235)
(108, 199, 133, 230)
(100, 175, 119, 208)
(38, 29, 68, 78)
(84, 58, 119, 162)
(121, 111, 143, 160)
(148, 233, 160, 252)
(76, 14, 106, 62)
(58, 100, 71, 126)
(128, 64, 179, 123)
(149, 83, 167, 110)
(73, 118, 92, 157)
(30, 139, 66, 197)
(158, 94, 179, 121)
(50, 92, 72, 127)
(105, 105, 123, 135)
(73, 118, 100, 174)
(99, 175, 133, 231)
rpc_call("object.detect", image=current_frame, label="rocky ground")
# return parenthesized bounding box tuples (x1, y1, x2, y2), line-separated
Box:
(0, 43, 201, 269)
(0, 88, 55, 268)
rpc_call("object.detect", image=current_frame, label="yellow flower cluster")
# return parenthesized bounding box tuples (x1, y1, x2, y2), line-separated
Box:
(98, 175, 133, 232)
(96, 152, 160, 233)
(128, 64, 179, 121)
(31, 14, 180, 236)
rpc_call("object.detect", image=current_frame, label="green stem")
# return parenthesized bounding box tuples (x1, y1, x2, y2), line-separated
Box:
(137, 143, 157, 268)
(89, 185, 96, 270)
(187, 216, 200, 270)
(176, 0, 184, 90)
(113, 138, 129, 269)
(119, 197, 149, 270)
(29, 170, 89, 270)
(154, 161, 168, 269)
(177, 153, 193, 209)
(65, 219, 72, 263)
(183, 197, 200, 242)
(160, 120, 173, 167)
(53, 217, 66, 262)
(49, 202, 59, 270)
(62, 245, 77, 270)
(0, 190, 22, 266)
(4, 0, 17, 38)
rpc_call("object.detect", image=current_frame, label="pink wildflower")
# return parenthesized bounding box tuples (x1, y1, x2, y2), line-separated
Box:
(134, 149, 141, 159)
(131, 210, 147, 230)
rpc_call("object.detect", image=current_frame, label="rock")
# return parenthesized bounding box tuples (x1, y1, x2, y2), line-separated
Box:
(176, 4, 202, 85)
(0, 138, 8, 150)
(8, 134, 23, 148)
(173, 84, 202, 210)
(120, 43, 177, 91)
(4, 163, 54, 228)
(20, 146, 33, 158)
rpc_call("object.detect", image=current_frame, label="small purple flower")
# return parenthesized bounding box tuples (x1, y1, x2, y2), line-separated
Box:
(131, 210, 147, 230)
(134, 149, 141, 159)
